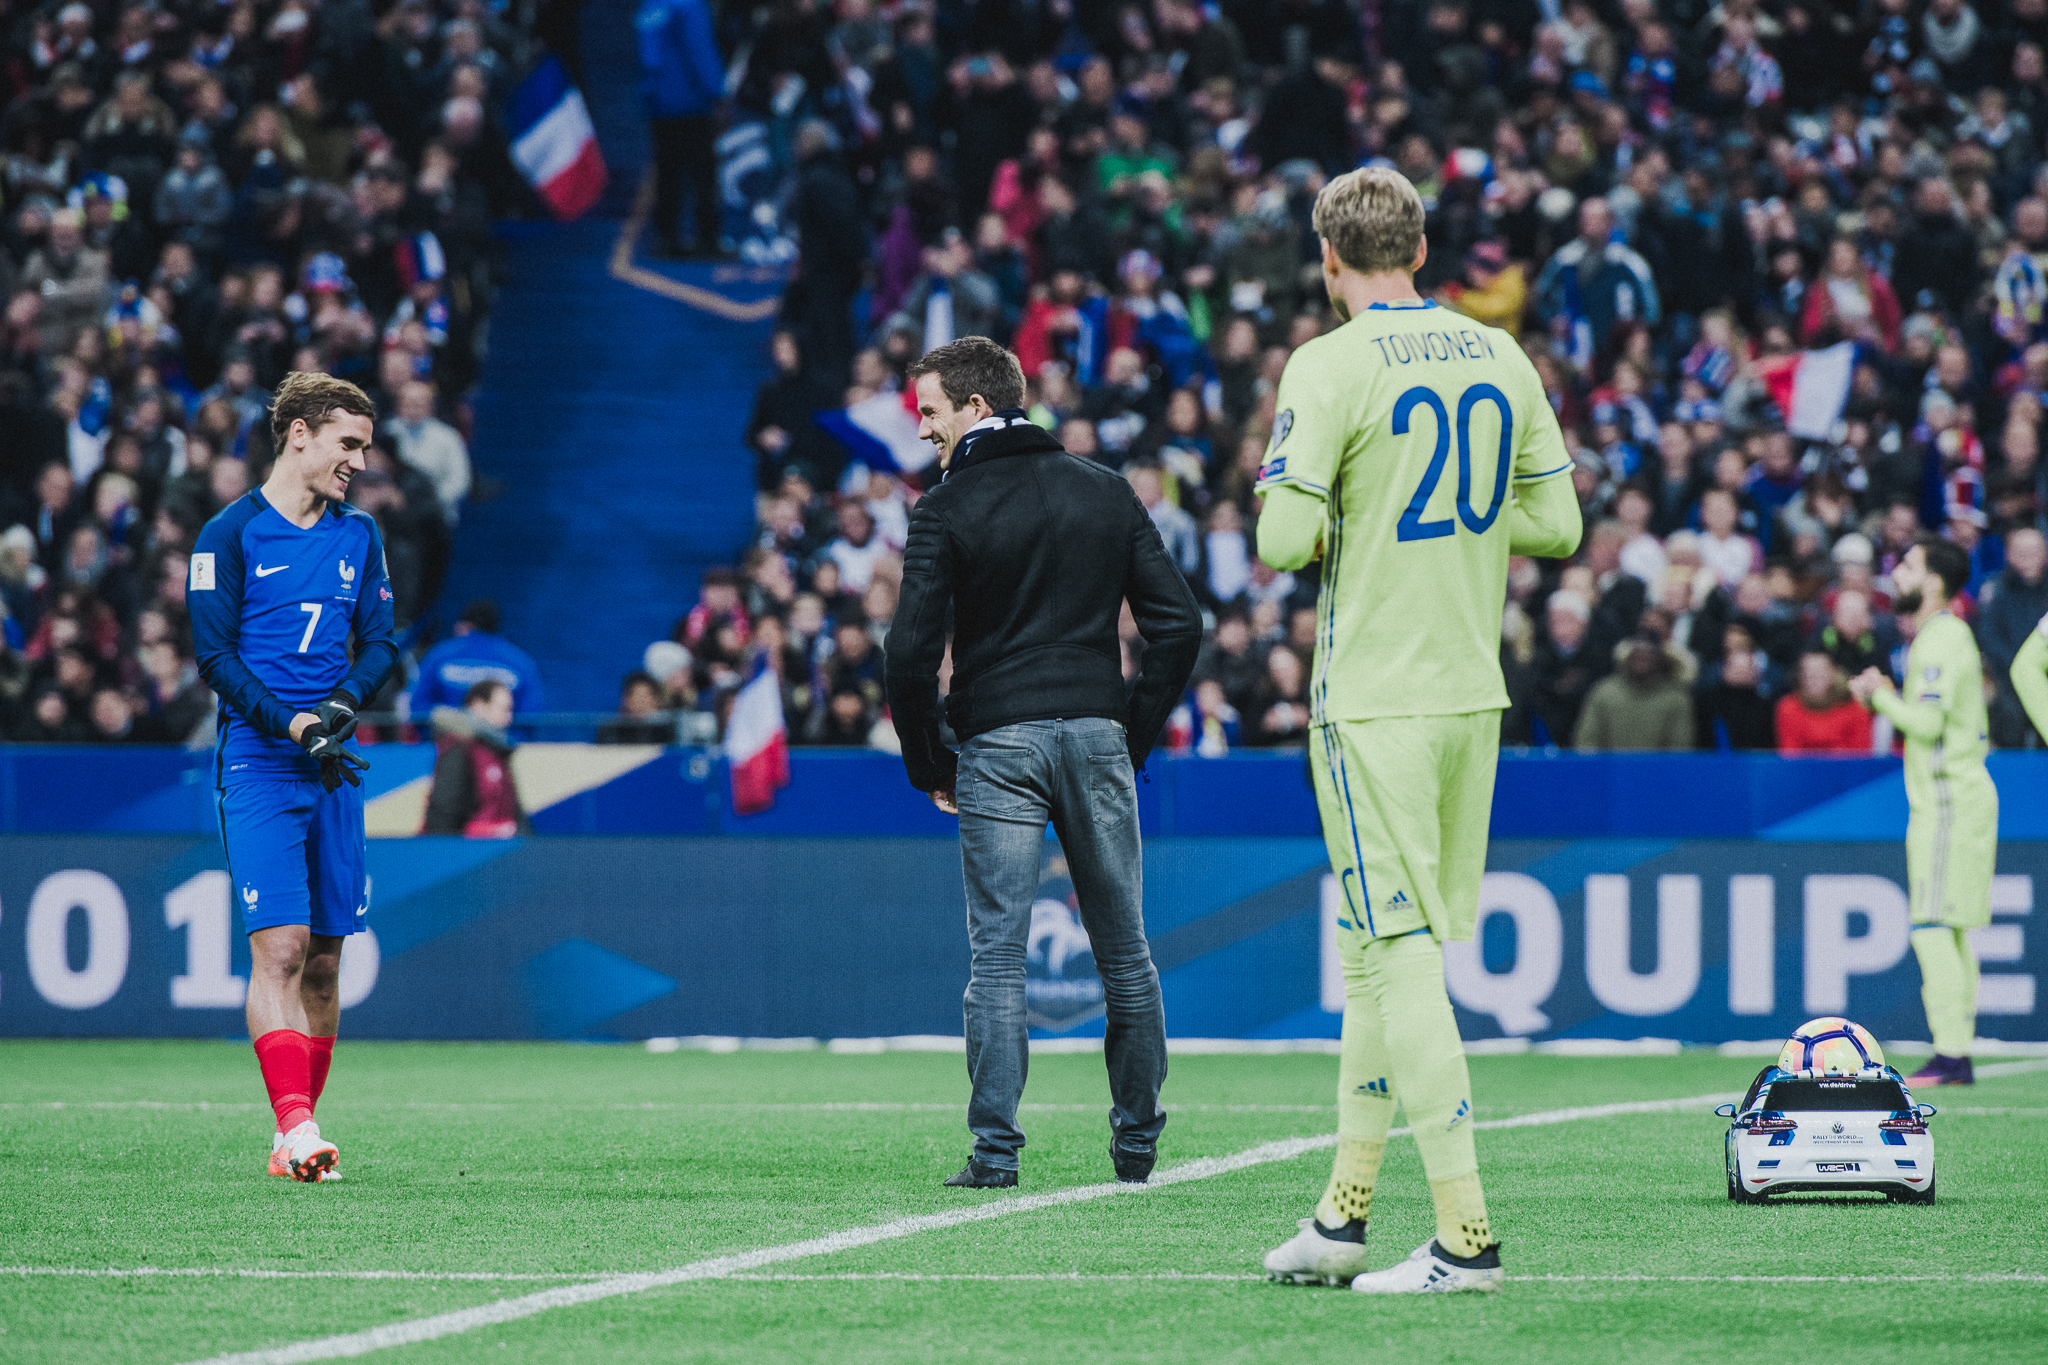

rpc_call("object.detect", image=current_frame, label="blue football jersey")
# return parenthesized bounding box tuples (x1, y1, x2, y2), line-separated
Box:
(190, 491, 399, 783)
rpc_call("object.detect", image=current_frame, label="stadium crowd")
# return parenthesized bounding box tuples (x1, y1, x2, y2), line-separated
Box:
(616, 0, 2048, 756)
(0, 0, 528, 743)
(3, 0, 2044, 758)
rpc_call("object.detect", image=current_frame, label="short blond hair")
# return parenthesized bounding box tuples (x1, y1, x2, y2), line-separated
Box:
(1312, 167, 1426, 275)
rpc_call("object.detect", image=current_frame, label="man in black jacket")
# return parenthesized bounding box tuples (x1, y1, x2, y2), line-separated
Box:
(1892, 177, 1981, 315)
(886, 335, 1201, 1190)
(783, 122, 867, 386)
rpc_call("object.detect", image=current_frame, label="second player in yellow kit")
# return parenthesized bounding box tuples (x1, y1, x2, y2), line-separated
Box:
(2013, 610, 2048, 741)
(1851, 539, 2000, 1086)
(1251, 167, 1582, 1295)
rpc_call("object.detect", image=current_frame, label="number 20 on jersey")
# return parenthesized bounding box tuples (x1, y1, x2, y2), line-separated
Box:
(1393, 382, 1513, 543)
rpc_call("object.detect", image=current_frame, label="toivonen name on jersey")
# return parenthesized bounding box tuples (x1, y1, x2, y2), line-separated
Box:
(1368, 328, 1498, 367)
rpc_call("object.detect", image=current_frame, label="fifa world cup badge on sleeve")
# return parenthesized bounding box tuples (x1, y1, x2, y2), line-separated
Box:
(189, 553, 216, 591)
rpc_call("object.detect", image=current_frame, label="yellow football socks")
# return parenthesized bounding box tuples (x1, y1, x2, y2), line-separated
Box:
(1429, 1171, 1494, 1259)
(1912, 926, 1980, 1056)
(1317, 1136, 1387, 1226)
(1319, 961, 1396, 1227)
(1320, 929, 1495, 1249)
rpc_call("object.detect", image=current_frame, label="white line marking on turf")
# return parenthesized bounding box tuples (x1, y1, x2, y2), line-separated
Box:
(0, 1101, 1338, 1114)
(734, 1272, 1263, 1282)
(27, 1267, 2037, 1292)
(176, 1091, 1739, 1365)
(19, 1058, 2046, 1116)
(0, 1268, 602, 1283)
(725, 1272, 2048, 1285)
(0, 1101, 265, 1111)
(1526, 1274, 2048, 1284)
(1974, 1058, 2048, 1078)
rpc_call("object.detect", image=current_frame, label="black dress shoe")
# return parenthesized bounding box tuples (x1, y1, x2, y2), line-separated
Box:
(1110, 1140, 1156, 1183)
(942, 1158, 1018, 1188)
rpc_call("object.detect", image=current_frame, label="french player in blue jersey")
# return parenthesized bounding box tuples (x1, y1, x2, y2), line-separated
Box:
(189, 372, 398, 1182)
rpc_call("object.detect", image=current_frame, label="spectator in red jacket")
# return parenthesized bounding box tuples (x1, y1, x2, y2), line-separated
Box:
(1011, 269, 1096, 380)
(1776, 652, 1874, 754)
(422, 680, 531, 838)
(1799, 238, 1902, 351)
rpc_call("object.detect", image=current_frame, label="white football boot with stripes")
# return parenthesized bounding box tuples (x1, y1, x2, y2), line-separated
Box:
(1348, 1239, 1504, 1294)
(1262, 1217, 1369, 1285)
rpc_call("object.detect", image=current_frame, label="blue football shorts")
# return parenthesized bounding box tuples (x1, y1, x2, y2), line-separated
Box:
(217, 779, 368, 937)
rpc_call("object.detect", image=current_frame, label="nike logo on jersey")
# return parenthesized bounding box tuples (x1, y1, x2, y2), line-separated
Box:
(255, 564, 289, 577)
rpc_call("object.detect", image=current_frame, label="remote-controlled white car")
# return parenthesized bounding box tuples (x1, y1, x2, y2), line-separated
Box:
(1720, 1065, 1937, 1203)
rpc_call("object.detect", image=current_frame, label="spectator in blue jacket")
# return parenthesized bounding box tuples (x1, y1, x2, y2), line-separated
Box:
(1533, 198, 1661, 362)
(635, 0, 727, 259)
(410, 600, 548, 717)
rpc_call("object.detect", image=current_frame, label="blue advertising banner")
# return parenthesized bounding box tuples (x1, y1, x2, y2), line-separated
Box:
(1, 836, 2037, 1045)
(9, 746, 2048, 840)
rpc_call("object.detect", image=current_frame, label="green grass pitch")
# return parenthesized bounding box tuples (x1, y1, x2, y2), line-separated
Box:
(1, 1041, 2043, 1364)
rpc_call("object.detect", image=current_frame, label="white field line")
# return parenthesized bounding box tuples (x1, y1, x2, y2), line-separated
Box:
(14, 1265, 2044, 1289)
(727, 1271, 2048, 1285)
(1975, 1058, 2048, 1078)
(738, 1272, 1254, 1282)
(1526, 1273, 2048, 1284)
(0, 1101, 267, 1111)
(361, 1102, 1340, 1114)
(0, 1101, 1334, 1115)
(0, 1268, 600, 1283)
(177, 1092, 1739, 1365)
(18, 1058, 2048, 1116)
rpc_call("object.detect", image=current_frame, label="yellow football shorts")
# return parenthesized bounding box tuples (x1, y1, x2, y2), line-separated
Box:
(1906, 768, 1998, 929)
(1310, 711, 1500, 947)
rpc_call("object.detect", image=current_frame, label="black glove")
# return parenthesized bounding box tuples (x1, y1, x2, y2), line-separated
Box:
(300, 722, 351, 764)
(318, 749, 370, 792)
(312, 688, 359, 746)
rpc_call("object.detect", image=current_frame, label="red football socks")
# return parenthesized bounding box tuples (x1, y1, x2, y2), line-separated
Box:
(254, 1029, 315, 1133)
(309, 1035, 336, 1110)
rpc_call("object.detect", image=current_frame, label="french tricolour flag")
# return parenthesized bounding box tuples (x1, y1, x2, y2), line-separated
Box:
(1759, 340, 1858, 441)
(509, 57, 607, 221)
(814, 388, 938, 476)
(726, 659, 790, 816)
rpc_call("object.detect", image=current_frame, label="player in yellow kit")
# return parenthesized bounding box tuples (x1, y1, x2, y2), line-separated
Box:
(1849, 538, 1999, 1086)
(1252, 167, 1582, 1294)
(2013, 610, 2048, 743)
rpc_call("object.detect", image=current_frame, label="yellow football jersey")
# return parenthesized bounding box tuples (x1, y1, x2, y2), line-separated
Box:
(1255, 300, 1572, 723)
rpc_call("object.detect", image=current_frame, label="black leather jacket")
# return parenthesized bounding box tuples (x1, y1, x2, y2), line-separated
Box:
(885, 416, 1203, 792)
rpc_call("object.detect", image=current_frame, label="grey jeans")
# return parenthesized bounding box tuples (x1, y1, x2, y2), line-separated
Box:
(954, 717, 1168, 1170)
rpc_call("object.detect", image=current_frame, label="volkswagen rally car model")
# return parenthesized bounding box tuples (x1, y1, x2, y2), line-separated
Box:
(1721, 1064, 1937, 1203)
